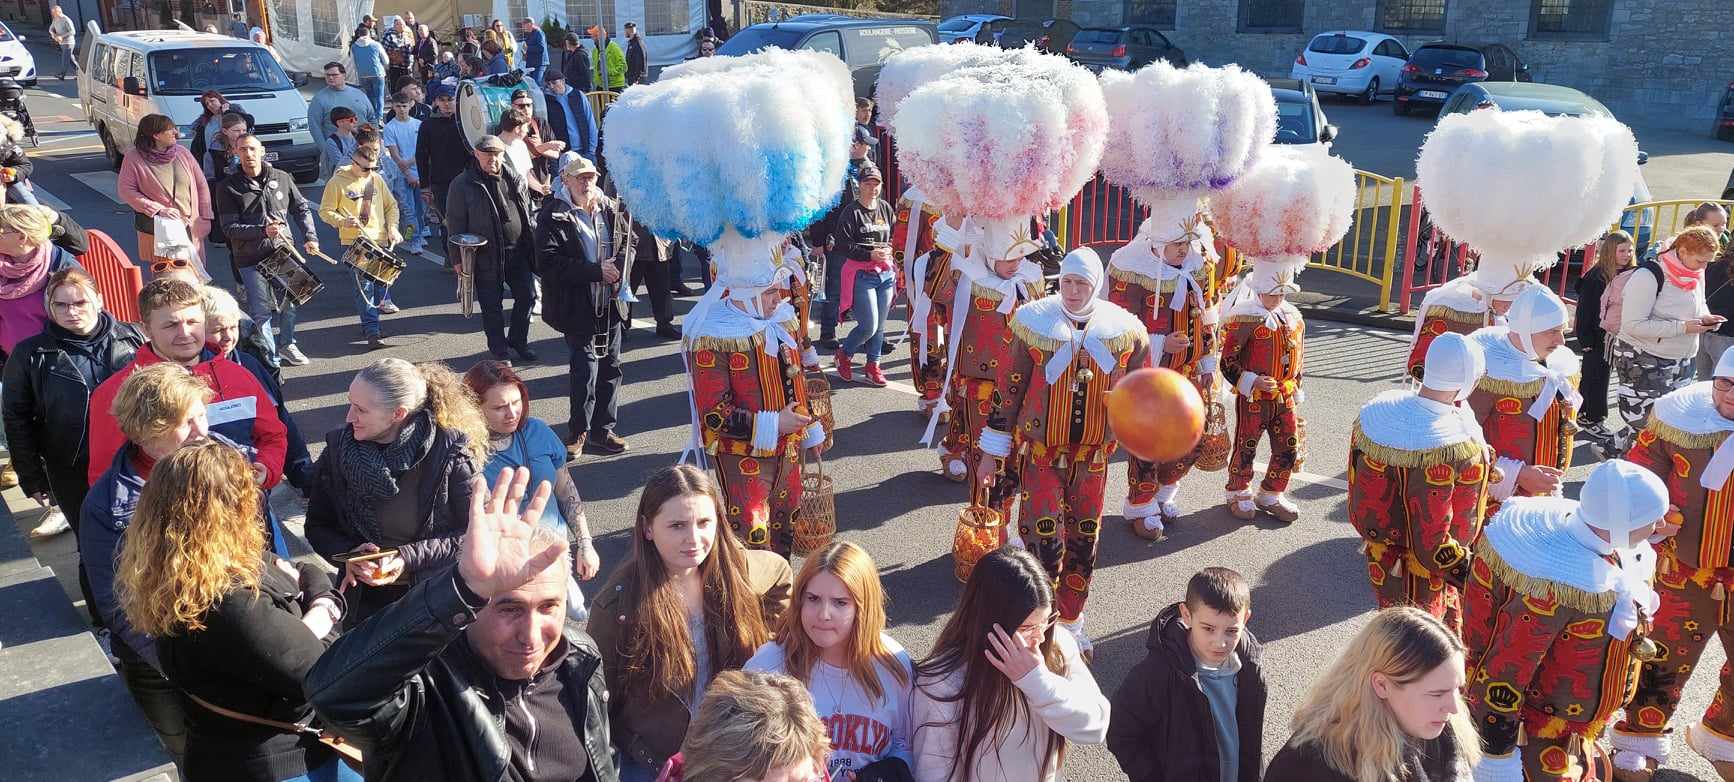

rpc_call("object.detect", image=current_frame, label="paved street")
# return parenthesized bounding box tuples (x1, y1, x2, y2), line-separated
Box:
(4, 34, 1729, 780)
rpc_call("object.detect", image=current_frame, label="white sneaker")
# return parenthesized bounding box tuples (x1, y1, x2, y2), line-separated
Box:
(377, 300, 401, 315)
(279, 343, 310, 366)
(29, 508, 70, 539)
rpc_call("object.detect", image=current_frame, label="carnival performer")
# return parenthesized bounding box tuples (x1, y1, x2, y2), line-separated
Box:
(891, 185, 946, 411)
(1463, 459, 1669, 782)
(1210, 145, 1356, 524)
(884, 44, 1107, 485)
(605, 48, 847, 557)
(1465, 285, 1581, 513)
(974, 247, 1149, 656)
(1412, 108, 1641, 385)
(1096, 60, 1275, 537)
(1610, 345, 1734, 779)
(1347, 332, 1493, 632)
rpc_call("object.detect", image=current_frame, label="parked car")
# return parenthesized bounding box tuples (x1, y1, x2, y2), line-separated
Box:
(0, 21, 37, 86)
(982, 18, 1079, 54)
(78, 25, 318, 182)
(1288, 31, 1407, 104)
(1265, 77, 1337, 147)
(1066, 26, 1185, 72)
(938, 14, 1008, 44)
(1394, 42, 1529, 115)
(717, 16, 937, 100)
(1714, 79, 1734, 141)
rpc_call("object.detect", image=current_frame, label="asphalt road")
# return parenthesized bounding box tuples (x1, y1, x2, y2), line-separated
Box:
(6, 38, 1728, 780)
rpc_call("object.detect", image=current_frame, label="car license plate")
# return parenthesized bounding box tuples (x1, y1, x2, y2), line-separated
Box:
(265, 151, 279, 161)
(1419, 90, 1447, 99)
(1312, 76, 1336, 85)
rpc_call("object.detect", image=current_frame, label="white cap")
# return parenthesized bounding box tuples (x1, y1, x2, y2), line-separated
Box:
(1421, 332, 1485, 404)
(1575, 459, 1669, 549)
(1506, 285, 1569, 360)
(1245, 256, 1307, 296)
(1060, 246, 1105, 298)
(1716, 345, 1734, 379)
(1141, 196, 1203, 246)
(973, 216, 1044, 263)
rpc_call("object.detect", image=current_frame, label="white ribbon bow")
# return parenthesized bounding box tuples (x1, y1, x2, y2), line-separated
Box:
(1154, 249, 1206, 315)
(1701, 434, 1734, 490)
(1043, 320, 1118, 386)
(1527, 366, 1584, 422)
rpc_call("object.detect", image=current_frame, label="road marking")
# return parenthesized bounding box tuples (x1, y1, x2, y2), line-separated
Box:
(70, 170, 121, 206)
(30, 184, 69, 210)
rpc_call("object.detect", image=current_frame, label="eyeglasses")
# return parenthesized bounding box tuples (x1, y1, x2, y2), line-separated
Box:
(1715, 378, 1734, 393)
(150, 258, 191, 274)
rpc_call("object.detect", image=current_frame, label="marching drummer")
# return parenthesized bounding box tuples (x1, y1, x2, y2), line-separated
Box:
(318, 124, 402, 352)
(215, 133, 320, 368)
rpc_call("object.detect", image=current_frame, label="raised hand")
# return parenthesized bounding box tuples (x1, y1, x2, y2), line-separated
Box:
(457, 467, 566, 601)
(984, 622, 1042, 682)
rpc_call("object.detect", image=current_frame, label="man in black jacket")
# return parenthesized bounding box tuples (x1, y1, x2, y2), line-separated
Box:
(215, 134, 320, 368)
(447, 135, 538, 362)
(624, 22, 646, 85)
(306, 467, 618, 782)
(416, 82, 467, 250)
(560, 34, 594, 93)
(535, 156, 633, 458)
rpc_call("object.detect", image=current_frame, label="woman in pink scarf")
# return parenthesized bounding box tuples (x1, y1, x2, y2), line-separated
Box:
(0, 204, 77, 355)
(1612, 224, 1728, 451)
(117, 113, 212, 281)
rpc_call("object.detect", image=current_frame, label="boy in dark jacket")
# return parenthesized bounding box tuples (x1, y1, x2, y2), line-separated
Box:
(1107, 567, 1267, 782)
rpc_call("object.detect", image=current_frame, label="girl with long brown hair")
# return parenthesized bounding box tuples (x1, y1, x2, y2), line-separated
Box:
(746, 541, 914, 779)
(117, 441, 355, 782)
(910, 547, 1108, 782)
(590, 464, 794, 782)
(1574, 229, 1634, 448)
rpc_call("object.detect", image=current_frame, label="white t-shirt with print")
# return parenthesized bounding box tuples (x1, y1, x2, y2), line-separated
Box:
(746, 634, 915, 776)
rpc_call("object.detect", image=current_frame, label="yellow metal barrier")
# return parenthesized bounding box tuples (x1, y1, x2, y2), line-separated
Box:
(1613, 198, 1734, 245)
(1311, 170, 1405, 312)
(585, 90, 618, 120)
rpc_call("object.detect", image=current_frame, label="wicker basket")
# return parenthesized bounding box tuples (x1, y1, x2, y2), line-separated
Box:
(805, 374, 835, 454)
(793, 455, 837, 556)
(1195, 398, 1231, 472)
(952, 484, 1004, 583)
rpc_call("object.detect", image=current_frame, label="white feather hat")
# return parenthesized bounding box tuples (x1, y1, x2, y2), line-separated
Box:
(1210, 145, 1357, 294)
(874, 41, 1008, 131)
(1097, 61, 1276, 205)
(1417, 109, 1639, 297)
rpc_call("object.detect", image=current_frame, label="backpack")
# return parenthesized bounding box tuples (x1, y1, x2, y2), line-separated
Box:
(1600, 259, 1662, 338)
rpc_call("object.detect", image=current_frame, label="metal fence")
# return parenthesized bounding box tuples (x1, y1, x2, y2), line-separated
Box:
(734, 0, 937, 28)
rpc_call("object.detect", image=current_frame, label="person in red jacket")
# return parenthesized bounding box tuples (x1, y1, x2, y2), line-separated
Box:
(86, 278, 287, 488)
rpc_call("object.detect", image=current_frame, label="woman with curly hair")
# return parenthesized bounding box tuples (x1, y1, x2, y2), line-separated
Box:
(304, 358, 486, 625)
(117, 441, 354, 782)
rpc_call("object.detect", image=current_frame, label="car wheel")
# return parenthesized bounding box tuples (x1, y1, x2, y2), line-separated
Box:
(292, 168, 319, 185)
(1362, 78, 1379, 105)
(98, 125, 122, 171)
(22, 79, 35, 87)
(1393, 98, 1410, 116)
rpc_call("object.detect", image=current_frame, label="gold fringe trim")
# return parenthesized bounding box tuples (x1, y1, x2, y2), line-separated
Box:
(1107, 264, 1160, 292)
(1474, 542, 1617, 614)
(1424, 304, 1487, 327)
(1350, 424, 1486, 468)
(686, 321, 803, 354)
(1644, 417, 1730, 451)
(1476, 373, 1583, 400)
(1008, 319, 1144, 357)
(1224, 314, 1268, 327)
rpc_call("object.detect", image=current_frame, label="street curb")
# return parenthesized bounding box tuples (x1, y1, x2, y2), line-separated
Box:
(1293, 302, 1414, 332)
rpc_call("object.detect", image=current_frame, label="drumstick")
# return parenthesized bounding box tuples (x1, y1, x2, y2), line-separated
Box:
(307, 247, 343, 266)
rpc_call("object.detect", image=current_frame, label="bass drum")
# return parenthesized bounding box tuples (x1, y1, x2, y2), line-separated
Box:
(456, 73, 549, 149)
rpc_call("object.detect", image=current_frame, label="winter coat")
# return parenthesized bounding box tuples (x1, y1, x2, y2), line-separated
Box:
(1, 313, 144, 510)
(117, 144, 213, 239)
(306, 566, 618, 782)
(592, 40, 627, 89)
(1263, 729, 1471, 782)
(415, 114, 468, 204)
(189, 108, 255, 179)
(626, 37, 646, 85)
(215, 162, 316, 274)
(1106, 603, 1267, 782)
(534, 190, 634, 336)
(79, 444, 153, 665)
(522, 27, 548, 70)
(445, 161, 535, 275)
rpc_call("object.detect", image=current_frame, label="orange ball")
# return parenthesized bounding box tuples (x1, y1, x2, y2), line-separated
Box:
(1108, 367, 1204, 463)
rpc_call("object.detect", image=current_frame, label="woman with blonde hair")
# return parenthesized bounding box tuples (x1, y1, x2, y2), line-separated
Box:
(117, 441, 356, 782)
(0, 204, 79, 355)
(1575, 229, 1635, 448)
(658, 669, 832, 782)
(1264, 607, 1478, 782)
(591, 463, 793, 782)
(1614, 223, 1728, 452)
(747, 541, 913, 779)
(304, 358, 486, 625)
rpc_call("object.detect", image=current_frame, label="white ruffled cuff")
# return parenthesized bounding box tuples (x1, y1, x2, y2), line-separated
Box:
(1199, 356, 1218, 376)
(802, 346, 820, 369)
(1610, 728, 1671, 769)
(1123, 497, 1161, 518)
(752, 411, 781, 454)
(1237, 371, 1258, 396)
(1689, 721, 1734, 763)
(1201, 304, 1219, 326)
(979, 427, 1013, 458)
(1491, 456, 1524, 501)
(1473, 752, 1525, 782)
(800, 421, 826, 450)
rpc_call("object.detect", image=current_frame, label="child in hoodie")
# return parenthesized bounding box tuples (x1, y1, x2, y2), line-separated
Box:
(1107, 567, 1267, 782)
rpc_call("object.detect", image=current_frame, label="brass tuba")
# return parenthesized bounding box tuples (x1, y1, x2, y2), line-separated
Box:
(450, 233, 487, 318)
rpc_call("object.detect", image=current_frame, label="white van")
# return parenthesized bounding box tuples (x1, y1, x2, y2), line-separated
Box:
(78, 26, 319, 183)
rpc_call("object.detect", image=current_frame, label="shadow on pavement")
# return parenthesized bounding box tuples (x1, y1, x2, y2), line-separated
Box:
(1248, 535, 1370, 644)
(880, 552, 962, 629)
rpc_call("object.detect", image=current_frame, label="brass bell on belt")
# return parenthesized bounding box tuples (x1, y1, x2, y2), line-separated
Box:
(1630, 635, 1660, 663)
(1075, 365, 1095, 389)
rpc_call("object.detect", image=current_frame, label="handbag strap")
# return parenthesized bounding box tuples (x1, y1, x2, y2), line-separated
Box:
(183, 691, 364, 765)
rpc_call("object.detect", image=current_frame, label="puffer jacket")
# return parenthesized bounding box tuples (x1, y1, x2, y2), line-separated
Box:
(1106, 602, 1267, 782)
(215, 162, 317, 275)
(1, 312, 144, 509)
(305, 566, 619, 782)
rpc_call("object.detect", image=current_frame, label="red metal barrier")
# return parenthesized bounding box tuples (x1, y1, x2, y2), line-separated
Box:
(79, 229, 144, 324)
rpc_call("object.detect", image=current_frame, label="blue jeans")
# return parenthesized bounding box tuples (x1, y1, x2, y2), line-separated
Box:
(280, 756, 363, 782)
(359, 76, 385, 117)
(841, 269, 894, 363)
(525, 65, 545, 85)
(351, 267, 387, 336)
(239, 265, 296, 359)
(59, 44, 75, 76)
(388, 175, 423, 245)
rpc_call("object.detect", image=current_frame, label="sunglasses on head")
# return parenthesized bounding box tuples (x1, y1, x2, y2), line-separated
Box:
(150, 258, 191, 274)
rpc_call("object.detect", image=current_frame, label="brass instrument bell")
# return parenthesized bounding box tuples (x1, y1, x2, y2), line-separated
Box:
(450, 233, 486, 319)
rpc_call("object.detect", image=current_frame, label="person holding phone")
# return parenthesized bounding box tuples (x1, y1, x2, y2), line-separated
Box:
(589, 465, 793, 782)
(1613, 225, 1728, 452)
(909, 547, 1108, 782)
(746, 541, 914, 781)
(304, 358, 487, 626)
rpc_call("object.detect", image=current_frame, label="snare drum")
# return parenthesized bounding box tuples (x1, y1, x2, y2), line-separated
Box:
(257, 245, 324, 307)
(344, 236, 407, 287)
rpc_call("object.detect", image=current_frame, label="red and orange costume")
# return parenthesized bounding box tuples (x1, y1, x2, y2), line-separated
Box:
(1613, 379, 1734, 772)
(1219, 295, 1305, 507)
(893, 188, 948, 411)
(978, 249, 1148, 643)
(1466, 320, 1581, 517)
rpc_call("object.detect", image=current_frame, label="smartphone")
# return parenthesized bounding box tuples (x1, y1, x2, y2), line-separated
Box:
(331, 548, 400, 564)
